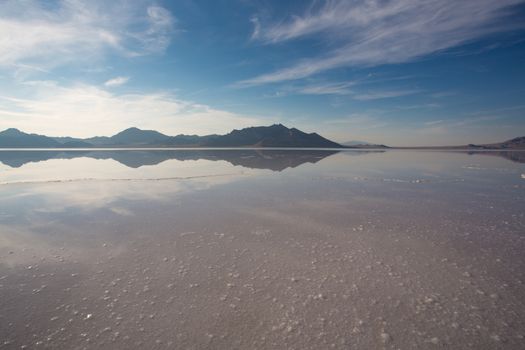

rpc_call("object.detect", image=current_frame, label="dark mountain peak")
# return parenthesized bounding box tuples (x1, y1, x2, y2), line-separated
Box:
(205, 124, 342, 148)
(114, 127, 159, 136)
(270, 123, 288, 129)
(110, 127, 170, 145)
(119, 127, 141, 133)
(0, 128, 24, 136)
(230, 124, 288, 133)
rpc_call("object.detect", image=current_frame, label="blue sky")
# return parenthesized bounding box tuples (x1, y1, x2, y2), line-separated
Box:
(0, 0, 524, 146)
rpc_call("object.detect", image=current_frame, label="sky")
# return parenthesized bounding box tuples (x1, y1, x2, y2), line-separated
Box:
(0, 0, 524, 146)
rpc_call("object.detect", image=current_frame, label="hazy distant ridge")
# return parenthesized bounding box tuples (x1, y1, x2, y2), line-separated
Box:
(467, 136, 525, 150)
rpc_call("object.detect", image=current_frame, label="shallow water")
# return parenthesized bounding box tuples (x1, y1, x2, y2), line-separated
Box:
(0, 149, 524, 349)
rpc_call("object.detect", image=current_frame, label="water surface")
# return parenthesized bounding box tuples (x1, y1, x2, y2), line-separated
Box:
(0, 149, 524, 349)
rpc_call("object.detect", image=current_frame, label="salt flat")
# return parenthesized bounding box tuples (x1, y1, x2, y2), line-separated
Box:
(0, 150, 524, 349)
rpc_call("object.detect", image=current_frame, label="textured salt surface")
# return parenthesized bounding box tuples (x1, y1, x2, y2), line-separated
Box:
(0, 150, 524, 349)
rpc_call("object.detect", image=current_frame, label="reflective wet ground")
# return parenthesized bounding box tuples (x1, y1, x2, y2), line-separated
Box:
(0, 149, 524, 349)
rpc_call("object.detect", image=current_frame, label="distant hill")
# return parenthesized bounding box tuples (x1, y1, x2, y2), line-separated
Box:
(342, 140, 370, 146)
(204, 124, 341, 148)
(342, 140, 390, 148)
(398, 136, 525, 150)
(468, 136, 525, 150)
(65, 127, 171, 146)
(60, 140, 94, 148)
(105, 127, 171, 145)
(0, 128, 61, 148)
(0, 124, 343, 148)
(163, 134, 220, 147)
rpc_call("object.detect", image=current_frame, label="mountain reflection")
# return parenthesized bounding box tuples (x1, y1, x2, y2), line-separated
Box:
(0, 149, 522, 171)
(463, 150, 525, 164)
(0, 149, 347, 171)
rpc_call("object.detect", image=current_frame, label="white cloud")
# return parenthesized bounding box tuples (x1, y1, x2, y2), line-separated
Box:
(280, 81, 420, 100)
(0, 0, 175, 69)
(240, 0, 525, 85)
(104, 76, 130, 87)
(0, 82, 265, 137)
(424, 120, 444, 126)
(297, 81, 355, 96)
(250, 16, 261, 41)
(133, 5, 175, 54)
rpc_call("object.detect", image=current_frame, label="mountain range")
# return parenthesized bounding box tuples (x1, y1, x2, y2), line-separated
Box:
(0, 124, 344, 148)
(0, 125, 523, 149)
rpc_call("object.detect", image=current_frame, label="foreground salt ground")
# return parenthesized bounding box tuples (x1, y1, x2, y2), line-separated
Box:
(0, 150, 524, 349)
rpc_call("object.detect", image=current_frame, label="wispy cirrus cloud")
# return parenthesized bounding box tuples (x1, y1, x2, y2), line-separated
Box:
(104, 76, 130, 87)
(0, 0, 176, 70)
(249, 16, 261, 41)
(296, 81, 355, 96)
(353, 89, 421, 101)
(272, 81, 420, 100)
(424, 120, 444, 126)
(240, 0, 525, 86)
